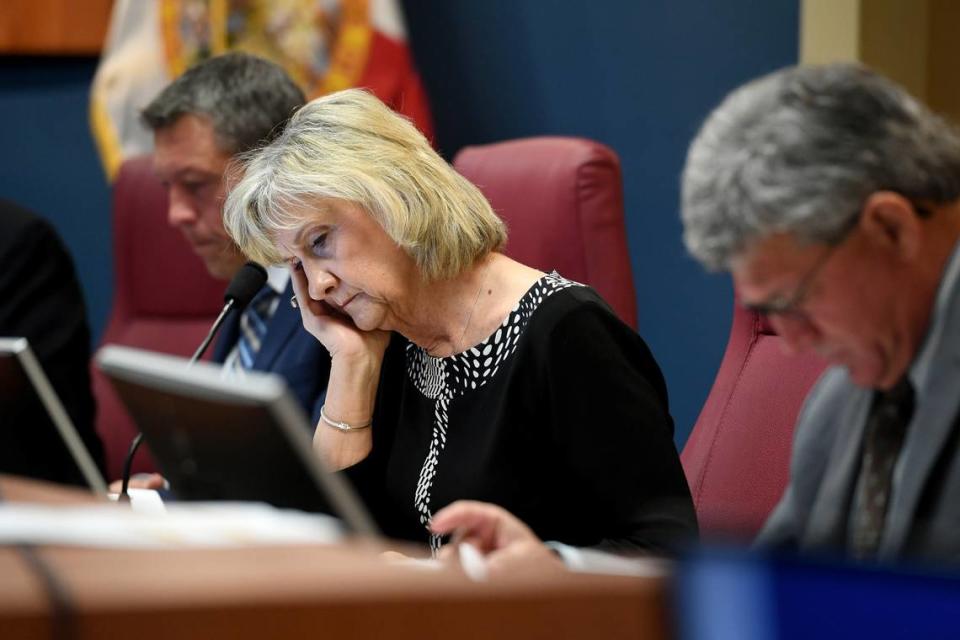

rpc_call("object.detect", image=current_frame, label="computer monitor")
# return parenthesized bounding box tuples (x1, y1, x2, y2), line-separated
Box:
(0, 337, 107, 494)
(95, 344, 379, 538)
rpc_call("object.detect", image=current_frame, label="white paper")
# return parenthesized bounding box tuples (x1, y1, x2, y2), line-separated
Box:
(0, 502, 345, 548)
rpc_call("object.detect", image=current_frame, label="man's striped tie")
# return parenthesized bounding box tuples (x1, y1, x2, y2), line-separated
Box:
(234, 287, 279, 372)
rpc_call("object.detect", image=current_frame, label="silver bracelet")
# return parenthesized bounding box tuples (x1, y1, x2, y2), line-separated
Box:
(320, 405, 371, 432)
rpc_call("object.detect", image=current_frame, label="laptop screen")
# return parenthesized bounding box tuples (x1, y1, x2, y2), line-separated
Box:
(96, 345, 379, 538)
(0, 337, 107, 494)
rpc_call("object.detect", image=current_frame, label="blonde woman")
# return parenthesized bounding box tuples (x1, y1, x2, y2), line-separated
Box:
(224, 89, 696, 555)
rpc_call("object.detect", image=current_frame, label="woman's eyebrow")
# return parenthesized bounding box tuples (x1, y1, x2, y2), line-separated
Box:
(293, 223, 332, 246)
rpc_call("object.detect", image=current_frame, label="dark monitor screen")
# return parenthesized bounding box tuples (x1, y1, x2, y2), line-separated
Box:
(0, 337, 105, 492)
(96, 345, 379, 537)
(108, 375, 331, 510)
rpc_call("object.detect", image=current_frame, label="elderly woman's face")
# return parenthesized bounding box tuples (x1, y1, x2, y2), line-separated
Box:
(274, 198, 419, 332)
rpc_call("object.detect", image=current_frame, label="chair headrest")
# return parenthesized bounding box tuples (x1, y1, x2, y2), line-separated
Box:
(453, 136, 637, 328)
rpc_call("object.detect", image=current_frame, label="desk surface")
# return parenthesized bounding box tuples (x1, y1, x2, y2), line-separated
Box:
(0, 473, 102, 504)
(0, 476, 672, 640)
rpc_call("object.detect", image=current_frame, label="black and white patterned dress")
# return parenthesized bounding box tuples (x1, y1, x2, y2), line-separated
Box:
(346, 272, 696, 555)
(406, 272, 578, 552)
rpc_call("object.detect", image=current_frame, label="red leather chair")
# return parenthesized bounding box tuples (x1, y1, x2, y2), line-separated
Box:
(92, 155, 224, 479)
(681, 297, 828, 541)
(453, 137, 637, 329)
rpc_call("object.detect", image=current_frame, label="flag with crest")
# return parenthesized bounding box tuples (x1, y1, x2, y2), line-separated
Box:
(91, 0, 433, 179)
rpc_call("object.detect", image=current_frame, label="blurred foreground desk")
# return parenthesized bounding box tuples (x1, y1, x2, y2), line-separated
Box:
(0, 476, 671, 640)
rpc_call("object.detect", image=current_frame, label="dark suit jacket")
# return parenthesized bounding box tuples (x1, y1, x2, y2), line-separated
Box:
(0, 200, 106, 485)
(212, 280, 329, 426)
(758, 249, 960, 562)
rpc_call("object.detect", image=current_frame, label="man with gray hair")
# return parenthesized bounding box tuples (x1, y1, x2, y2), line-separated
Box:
(681, 63, 960, 561)
(143, 52, 330, 424)
(429, 63, 960, 571)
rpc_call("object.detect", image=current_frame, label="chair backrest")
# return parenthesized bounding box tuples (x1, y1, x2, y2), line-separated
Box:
(681, 296, 828, 541)
(453, 137, 637, 329)
(92, 155, 225, 479)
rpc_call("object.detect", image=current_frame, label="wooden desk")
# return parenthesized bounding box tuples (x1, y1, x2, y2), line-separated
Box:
(0, 476, 672, 640)
(0, 474, 103, 505)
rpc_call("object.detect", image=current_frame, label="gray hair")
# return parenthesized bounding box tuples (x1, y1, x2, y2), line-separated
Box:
(681, 63, 960, 270)
(141, 52, 306, 155)
(223, 88, 506, 281)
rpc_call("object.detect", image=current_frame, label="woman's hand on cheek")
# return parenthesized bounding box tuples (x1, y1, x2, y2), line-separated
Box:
(289, 265, 390, 361)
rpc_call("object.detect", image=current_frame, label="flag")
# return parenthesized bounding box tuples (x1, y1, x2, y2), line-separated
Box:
(90, 0, 434, 180)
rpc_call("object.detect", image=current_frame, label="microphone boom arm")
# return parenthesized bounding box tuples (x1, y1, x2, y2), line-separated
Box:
(189, 298, 236, 366)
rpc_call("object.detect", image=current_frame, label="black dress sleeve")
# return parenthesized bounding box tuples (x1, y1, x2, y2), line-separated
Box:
(0, 202, 105, 484)
(534, 293, 698, 554)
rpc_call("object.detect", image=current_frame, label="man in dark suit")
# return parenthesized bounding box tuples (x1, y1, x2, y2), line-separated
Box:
(0, 200, 106, 486)
(141, 53, 330, 423)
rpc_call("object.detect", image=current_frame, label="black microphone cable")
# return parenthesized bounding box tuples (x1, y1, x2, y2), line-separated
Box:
(118, 262, 268, 502)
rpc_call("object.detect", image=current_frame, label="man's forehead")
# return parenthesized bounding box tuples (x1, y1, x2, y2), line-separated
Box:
(735, 232, 817, 263)
(154, 112, 216, 143)
(152, 115, 231, 177)
(152, 153, 221, 178)
(732, 233, 818, 287)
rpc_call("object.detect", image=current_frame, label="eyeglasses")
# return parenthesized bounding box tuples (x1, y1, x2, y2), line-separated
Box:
(741, 200, 932, 321)
(742, 240, 842, 321)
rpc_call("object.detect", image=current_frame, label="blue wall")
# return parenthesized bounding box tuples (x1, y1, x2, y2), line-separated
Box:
(401, 1, 799, 443)
(0, 57, 112, 342)
(0, 1, 798, 446)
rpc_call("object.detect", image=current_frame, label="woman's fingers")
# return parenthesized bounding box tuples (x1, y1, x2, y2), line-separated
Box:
(289, 265, 325, 317)
(288, 265, 343, 341)
(286, 264, 389, 359)
(432, 502, 564, 578)
(484, 540, 566, 577)
(431, 500, 536, 553)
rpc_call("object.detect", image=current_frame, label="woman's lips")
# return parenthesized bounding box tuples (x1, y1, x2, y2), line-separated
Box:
(340, 294, 358, 310)
(328, 294, 357, 314)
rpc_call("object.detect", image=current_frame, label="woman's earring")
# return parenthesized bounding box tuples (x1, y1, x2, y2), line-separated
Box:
(290, 295, 298, 309)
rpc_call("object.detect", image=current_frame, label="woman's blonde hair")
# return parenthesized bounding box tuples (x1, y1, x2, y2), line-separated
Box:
(223, 88, 506, 280)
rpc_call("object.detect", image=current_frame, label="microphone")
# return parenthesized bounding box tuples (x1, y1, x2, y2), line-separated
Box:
(119, 261, 268, 501)
(190, 261, 268, 364)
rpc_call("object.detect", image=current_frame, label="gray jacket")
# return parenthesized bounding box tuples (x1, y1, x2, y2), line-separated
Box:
(758, 255, 960, 562)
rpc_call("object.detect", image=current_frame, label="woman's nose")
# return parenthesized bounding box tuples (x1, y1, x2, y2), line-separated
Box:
(305, 264, 337, 301)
